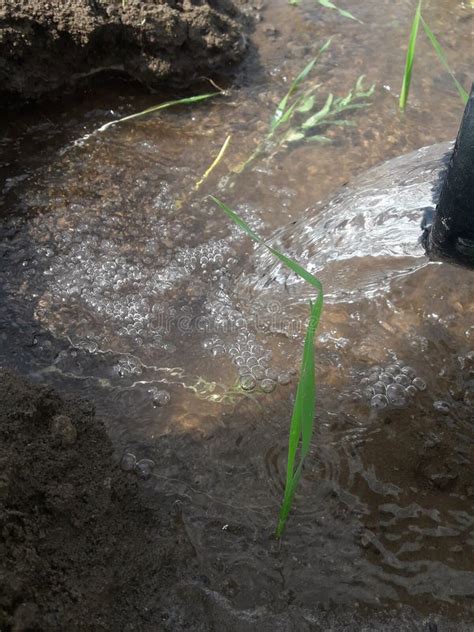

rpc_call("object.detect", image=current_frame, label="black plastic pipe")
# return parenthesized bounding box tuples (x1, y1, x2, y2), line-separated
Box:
(424, 84, 474, 269)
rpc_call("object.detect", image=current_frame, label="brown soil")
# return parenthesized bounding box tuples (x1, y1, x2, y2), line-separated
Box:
(0, 0, 250, 103)
(0, 369, 198, 632)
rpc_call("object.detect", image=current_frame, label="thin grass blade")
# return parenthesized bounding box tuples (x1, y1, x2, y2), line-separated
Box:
(399, 0, 422, 111)
(194, 134, 232, 192)
(302, 93, 334, 129)
(210, 196, 324, 537)
(318, 0, 362, 23)
(421, 17, 469, 104)
(276, 297, 321, 536)
(98, 92, 222, 132)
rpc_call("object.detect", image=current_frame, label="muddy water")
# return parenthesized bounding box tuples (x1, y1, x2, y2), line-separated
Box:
(1, 0, 474, 628)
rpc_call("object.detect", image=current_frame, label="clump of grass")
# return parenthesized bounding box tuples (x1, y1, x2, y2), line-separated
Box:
(210, 196, 323, 538)
(399, 1, 468, 110)
(236, 40, 374, 171)
(282, 75, 374, 144)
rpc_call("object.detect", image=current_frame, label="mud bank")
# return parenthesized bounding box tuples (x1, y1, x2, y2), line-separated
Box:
(0, 0, 249, 103)
(0, 369, 199, 632)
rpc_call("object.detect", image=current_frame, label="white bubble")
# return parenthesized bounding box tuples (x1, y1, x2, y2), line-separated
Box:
(379, 373, 394, 385)
(153, 390, 170, 406)
(370, 394, 388, 409)
(386, 383, 407, 407)
(120, 452, 136, 471)
(433, 400, 450, 413)
(373, 381, 386, 394)
(278, 372, 291, 385)
(261, 378, 277, 393)
(135, 458, 155, 480)
(251, 366, 266, 380)
(394, 374, 411, 387)
(240, 375, 256, 391)
(413, 377, 426, 391)
(265, 367, 278, 380)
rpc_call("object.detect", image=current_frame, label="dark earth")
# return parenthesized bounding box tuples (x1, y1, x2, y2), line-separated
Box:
(0, 0, 250, 103)
(0, 369, 203, 632)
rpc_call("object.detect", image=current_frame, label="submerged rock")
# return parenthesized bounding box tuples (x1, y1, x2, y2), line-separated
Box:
(0, 0, 249, 103)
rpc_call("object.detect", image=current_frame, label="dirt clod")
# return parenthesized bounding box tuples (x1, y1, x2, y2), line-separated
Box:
(0, 0, 249, 103)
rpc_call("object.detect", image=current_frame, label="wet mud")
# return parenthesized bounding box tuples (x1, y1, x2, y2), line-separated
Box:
(0, 0, 250, 103)
(0, 369, 204, 631)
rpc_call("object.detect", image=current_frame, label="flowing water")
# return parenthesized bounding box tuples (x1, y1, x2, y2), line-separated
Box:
(1, 0, 474, 628)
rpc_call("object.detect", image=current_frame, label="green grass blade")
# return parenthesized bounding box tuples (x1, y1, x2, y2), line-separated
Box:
(98, 92, 222, 131)
(318, 0, 362, 23)
(301, 93, 334, 129)
(399, 0, 422, 111)
(210, 196, 324, 537)
(276, 297, 321, 536)
(421, 17, 469, 104)
(270, 38, 332, 132)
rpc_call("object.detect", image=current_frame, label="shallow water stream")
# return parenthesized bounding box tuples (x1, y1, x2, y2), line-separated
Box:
(1, 0, 474, 628)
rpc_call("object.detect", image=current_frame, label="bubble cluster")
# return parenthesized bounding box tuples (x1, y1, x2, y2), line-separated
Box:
(203, 328, 294, 393)
(120, 452, 155, 480)
(175, 240, 237, 280)
(360, 362, 426, 409)
(148, 387, 171, 407)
